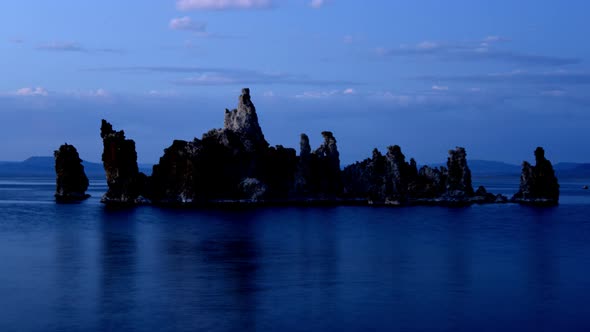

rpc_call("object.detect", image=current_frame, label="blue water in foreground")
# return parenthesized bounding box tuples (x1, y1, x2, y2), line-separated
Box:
(1, 178, 590, 332)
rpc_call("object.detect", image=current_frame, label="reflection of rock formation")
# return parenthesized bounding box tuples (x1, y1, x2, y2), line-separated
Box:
(100, 120, 148, 204)
(98, 209, 138, 330)
(512, 147, 559, 205)
(54, 143, 90, 201)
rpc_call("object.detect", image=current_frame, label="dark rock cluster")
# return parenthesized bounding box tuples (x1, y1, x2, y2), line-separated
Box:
(149, 88, 339, 205)
(54, 144, 90, 201)
(343, 146, 507, 206)
(87, 88, 558, 207)
(100, 120, 148, 204)
(511, 147, 560, 206)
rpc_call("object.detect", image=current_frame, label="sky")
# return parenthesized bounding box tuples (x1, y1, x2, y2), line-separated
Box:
(1, 0, 589, 166)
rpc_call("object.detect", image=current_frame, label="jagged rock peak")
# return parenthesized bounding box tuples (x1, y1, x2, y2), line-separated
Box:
(446, 146, 474, 196)
(223, 88, 267, 146)
(386, 145, 405, 162)
(54, 143, 90, 201)
(512, 146, 559, 205)
(534, 146, 546, 163)
(100, 119, 125, 140)
(300, 133, 311, 157)
(100, 120, 147, 204)
(315, 131, 339, 159)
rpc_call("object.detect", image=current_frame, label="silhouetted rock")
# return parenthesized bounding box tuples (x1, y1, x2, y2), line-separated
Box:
(94, 88, 520, 208)
(512, 147, 559, 206)
(54, 144, 90, 201)
(471, 185, 508, 204)
(100, 120, 148, 204)
(311, 131, 342, 197)
(446, 147, 474, 197)
(343, 145, 508, 206)
(342, 148, 387, 202)
(149, 89, 302, 204)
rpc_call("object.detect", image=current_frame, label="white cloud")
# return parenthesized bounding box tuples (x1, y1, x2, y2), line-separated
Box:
(169, 17, 207, 32)
(296, 88, 355, 99)
(343, 35, 354, 44)
(295, 90, 339, 99)
(263, 90, 275, 97)
(176, 0, 273, 10)
(310, 0, 328, 9)
(417, 41, 438, 50)
(432, 85, 449, 91)
(15, 87, 49, 96)
(541, 90, 566, 97)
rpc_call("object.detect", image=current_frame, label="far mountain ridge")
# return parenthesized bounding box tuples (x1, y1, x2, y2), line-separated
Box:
(1, 156, 588, 179)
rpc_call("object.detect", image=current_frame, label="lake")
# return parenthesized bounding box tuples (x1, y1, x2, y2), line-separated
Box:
(1, 177, 590, 331)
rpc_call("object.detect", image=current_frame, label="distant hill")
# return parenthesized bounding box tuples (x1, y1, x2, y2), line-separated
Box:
(0, 156, 153, 178)
(555, 163, 590, 179)
(424, 160, 590, 179)
(424, 160, 521, 177)
(1, 156, 588, 180)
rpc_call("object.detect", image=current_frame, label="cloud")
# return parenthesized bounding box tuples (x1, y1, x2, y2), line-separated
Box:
(169, 17, 207, 32)
(376, 37, 580, 67)
(81, 89, 110, 98)
(176, 0, 273, 10)
(432, 85, 449, 91)
(88, 66, 358, 86)
(416, 70, 590, 86)
(541, 90, 566, 97)
(310, 0, 328, 9)
(295, 88, 357, 99)
(9, 38, 24, 44)
(15, 87, 49, 97)
(36, 41, 124, 54)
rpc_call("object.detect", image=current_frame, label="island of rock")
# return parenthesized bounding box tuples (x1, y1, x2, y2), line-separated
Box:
(90, 88, 558, 207)
(54, 143, 90, 201)
(511, 147, 560, 206)
(100, 120, 148, 204)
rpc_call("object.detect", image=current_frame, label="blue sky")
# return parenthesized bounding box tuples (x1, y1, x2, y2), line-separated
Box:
(1, 0, 589, 165)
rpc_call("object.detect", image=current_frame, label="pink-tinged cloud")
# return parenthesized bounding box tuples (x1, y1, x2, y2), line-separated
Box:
(169, 17, 207, 32)
(310, 0, 327, 8)
(432, 85, 449, 91)
(176, 0, 273, 11)
(15, 87, 49, 96)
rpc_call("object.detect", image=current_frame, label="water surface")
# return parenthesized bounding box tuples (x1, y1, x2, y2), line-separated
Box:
(1, 178, 590, 331)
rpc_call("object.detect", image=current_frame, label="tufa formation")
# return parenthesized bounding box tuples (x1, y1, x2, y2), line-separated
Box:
(100, 120, 148, 204)
(91, 88, 557, 207)
(511, 147, 560, 206)
(54, 143, 90, 201)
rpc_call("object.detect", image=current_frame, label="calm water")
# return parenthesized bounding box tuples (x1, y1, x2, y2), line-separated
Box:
(1, 177, 590, 331)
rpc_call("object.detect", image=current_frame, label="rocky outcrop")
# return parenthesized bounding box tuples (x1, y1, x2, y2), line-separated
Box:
(224, 88, 268, 152)
(54, 144, 90, 201)
(512, 147, 559, 205)
(92, 88, 541, 208)
(343, 145, 506, 205)
(446, 147, 473, 197)
(149, 89, 301, 204)
(100, 120, 148, 204)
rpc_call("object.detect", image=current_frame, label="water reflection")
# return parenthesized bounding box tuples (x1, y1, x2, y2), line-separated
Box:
(98, 208, 138, 331)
